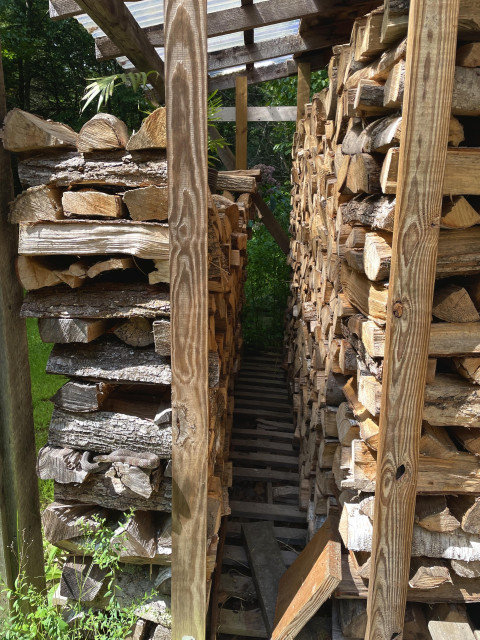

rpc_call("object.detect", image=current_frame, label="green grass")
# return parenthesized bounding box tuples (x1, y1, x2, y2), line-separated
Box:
(26, 318, 67, 508)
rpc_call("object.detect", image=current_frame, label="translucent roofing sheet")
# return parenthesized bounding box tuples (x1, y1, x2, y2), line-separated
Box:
(76, 0, 301, 65)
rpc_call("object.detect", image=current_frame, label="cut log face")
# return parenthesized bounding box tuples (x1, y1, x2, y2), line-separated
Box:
(51, 381, 113, 412)
(37, 445, 89, 484)
(62, 190, 124, 219)
(41, 502, 104, 545)
(3, 108, 78, 152)
(123, 185, 168, 221)
(9, 185, 64, 223)
(126, 108, 167, 151)
(113, 317, 154, 347)
(60, 555, 107, 602)
(39, 318, 113, 344)
(441, 196, 480, 229)
(432, 285, 479, 323)
(77, 113, 129, 152)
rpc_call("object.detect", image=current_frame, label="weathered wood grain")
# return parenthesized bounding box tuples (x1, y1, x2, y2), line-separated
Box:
(165, 1, 209, 638)
(366, 3, 460, 639)
(235, 76, 248, 171)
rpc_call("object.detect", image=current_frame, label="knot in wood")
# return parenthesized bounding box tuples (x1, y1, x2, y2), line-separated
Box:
(393, 301, 403, 318)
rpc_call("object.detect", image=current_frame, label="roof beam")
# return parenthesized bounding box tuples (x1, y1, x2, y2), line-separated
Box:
(208, 53, 329, 91)
(94, 0, 354, 61)
(49, 0, 143, 21)
(218, 106, 297, 121)
(74, 0, 166, 101)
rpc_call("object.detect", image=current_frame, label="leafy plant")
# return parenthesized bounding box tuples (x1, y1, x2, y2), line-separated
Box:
(81, 70, 158, 113)
(0, 514, 163, 639)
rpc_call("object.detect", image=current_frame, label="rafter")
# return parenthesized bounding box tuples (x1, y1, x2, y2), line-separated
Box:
(74, 0, 166, 101)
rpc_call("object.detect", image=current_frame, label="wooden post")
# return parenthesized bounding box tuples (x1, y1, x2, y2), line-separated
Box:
(164, 2, 209, 640)
(0, 44, 44, 595)
(296, 62, 311, 124)
(365, 2, 460, 639)
(235, 75, 248, 170)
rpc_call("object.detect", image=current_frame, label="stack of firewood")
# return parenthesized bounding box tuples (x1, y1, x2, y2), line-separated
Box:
(286, 0, 480, 633)
(3, 107, 253, 636)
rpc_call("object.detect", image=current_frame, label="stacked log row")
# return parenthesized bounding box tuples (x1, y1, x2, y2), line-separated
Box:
(286, 1, 480, 634)
(4, 107, 253, 638)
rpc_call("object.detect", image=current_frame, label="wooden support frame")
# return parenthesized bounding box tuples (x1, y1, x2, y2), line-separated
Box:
(296, 62, 311, 123)
(235, 76, 248, 171)
(365, 2, 460, 638)
(165, 1, 209, 639)
(218, 106, 297, 122)
(0, 44, 44, 596)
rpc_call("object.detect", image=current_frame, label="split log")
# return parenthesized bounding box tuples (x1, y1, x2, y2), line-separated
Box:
(46, 339, 171, 385)
(8, 185, 63, 223)
(127, 108, 167, 151)
(86, 257, 135, 279)
(381, 147, 480, 196)
(48, 407, 171, 456)
(414, 496, 460, 533)
(60, 555, 107, 601)
(77, 113, 128, 152)
(113, 317, 154, 347)
(41, 502, 104, 545)
(2, 108, 77, 152)
(21, 282, 170, 319)
(340, 500, 480, 561)
(408, 558, 452, 590)
(123, 186, 168, 221)
(432, 285, 479, 323)
(357, 373, 480, 426)
(340, 263, 388, 324)
(450, 559, 480, 579)
(18, 151, 167, 189)
(18, 220, 169, 260)
(345, 153, 382, 194)
(62, 190, 124, 218)
(447, 496, 480, 534)
(353, 80, 386, 115)
(148, 260, 170, 285)
(38, 318, 112, 344)
(107, 462, 153, 499)
(37, 445, 88, 484)
(383, 59, 404, 108)
(54, 474, 172, 512)
(216, 172, 257, 193)
(340, 194, 396, 231)
(454, 356, 480, 384)
(16, 256, 85, 290)
(153, 319, 170, 356)
(50, 381, 113, 412)
(441, 196, 480, 229)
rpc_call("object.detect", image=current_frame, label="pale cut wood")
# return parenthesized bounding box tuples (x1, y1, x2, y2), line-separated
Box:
(415, 496, 460, 533)
(149, 260, 170, 285)
(346, 38, 407, 90)
(340, 263, 388, 324)
(450, 559, 480, 578)
(18, 221, 169, 260)
(127, 108, 167, 151)
(77, 113, 128, 152)
(235, 76, 248, 171)
(8, 185, 63, 223)
(366, 4, 461, 637)
(21, 282, 170, 319)
(62, 190, 124, 218)
(86, 257, 134, 279)
(448, 495, 480, 534)
(51, 381, 112, 412)
(383, 59, 404, 108)
(381, 147, 480, 195)
(218, 106, 298, 122)
(216, 171, 257, 193)
(16, 256, 83, 291)
(165, 1, 209, 638)
(428, 603, 476, 640)
(18, 151, 167, 189)
(433, 284, 479, 323)
(39, 318, 111, 344)
(48, 407, 171, 456)
(408, 558, 452, 590)
(123, 186, 168, 221)
(441, 196, 480, 229)
(454, 356, 480, 384)
(2, 108, 77, 152)
(46, 339, 171, 385)
(272, 517, 341, 640)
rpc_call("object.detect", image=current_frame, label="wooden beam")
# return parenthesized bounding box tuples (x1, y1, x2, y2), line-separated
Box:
(235, 76, 248, 171)
(93, 1, 366, 61)
(49, 0, 142, 20)
(208, 126, 236, 171)
(252, 192, 290, 255)
(272, 517, 342, 640)
(74, 0, 165, 102)
(241, 0, 254, 62)
(218, 106, 297, 122)
(296, 62, 311, 123)
(209, 53, 329, 91)
(0, 44, 45, 596)
(165, 2, 208, 640)
(365, 2, 460, 639)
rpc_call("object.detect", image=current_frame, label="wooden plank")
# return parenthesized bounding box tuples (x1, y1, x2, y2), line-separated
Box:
(223, 544, 298, 569)
(92, 0, 377, 59)
(218, 106, 297, 122)
(243, 521, 286, 635)
(252, 192, 290, 255)
(208, 125, 236, 171)
(230, 501, 306, 523)
(227, 522, 306, 545)
(296, 62, 311, 123)
(365, 2, 460, 639)
(232, 467, 299, 483)
(165, 1, 208, 639)
(235, 76, 248, 171)
(74, 0, 165, 101)
(0, 42, 44, 598)
(49, 0, 142, 20)
(272, 517, 342, 640)
(217, 608, 268, 638)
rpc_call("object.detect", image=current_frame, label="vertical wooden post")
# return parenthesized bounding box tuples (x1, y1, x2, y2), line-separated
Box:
(365, 2, 460, 639)
(235, 75, 248, 170)
(0, 44, 44, 595)
(296, 62, 311, 124)
(164, 2, 209, 640)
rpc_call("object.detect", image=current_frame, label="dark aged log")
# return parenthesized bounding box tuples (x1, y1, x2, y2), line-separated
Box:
(48, 408, 172, 457)
(18, 151, 168, 189)
(51, 381, 114, 412)
(21, 282, 170, 319)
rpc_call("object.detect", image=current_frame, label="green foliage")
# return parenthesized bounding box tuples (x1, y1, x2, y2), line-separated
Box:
(81, 71, 158, 113)
(0, 513, 155, 639)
